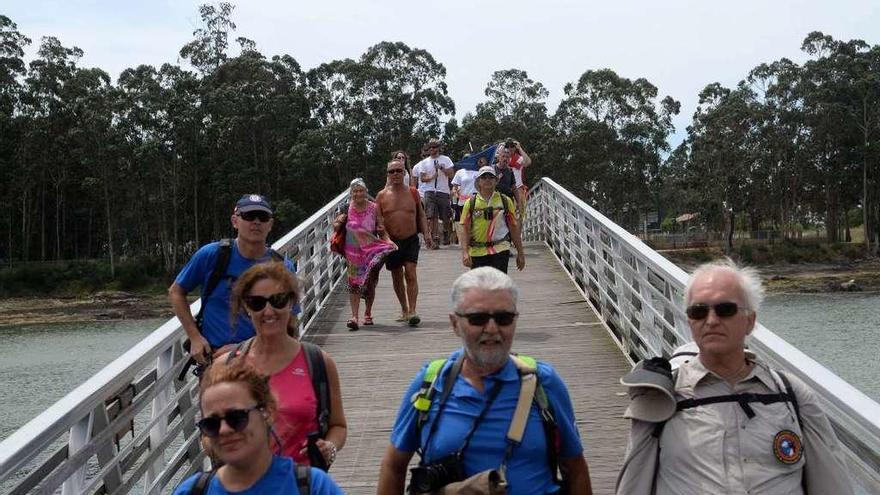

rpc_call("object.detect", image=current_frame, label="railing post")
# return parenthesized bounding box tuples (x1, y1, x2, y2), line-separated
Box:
(61, 414, 91, 495)
(144, 346, 173, 493)
(173, 341, 201, 464)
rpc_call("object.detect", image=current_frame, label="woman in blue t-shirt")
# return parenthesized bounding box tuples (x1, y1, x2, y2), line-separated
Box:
(172, 364, 344, 494)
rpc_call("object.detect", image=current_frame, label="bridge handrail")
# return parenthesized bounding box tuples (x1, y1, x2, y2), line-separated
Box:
(0, 190, 350, 495)
(523, 177, 880, 490)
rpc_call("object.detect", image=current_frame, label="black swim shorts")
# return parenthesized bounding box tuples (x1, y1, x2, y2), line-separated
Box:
(386, 234, 420, 270)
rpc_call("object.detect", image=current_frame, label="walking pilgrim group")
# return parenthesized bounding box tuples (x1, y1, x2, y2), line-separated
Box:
(169, 138, 854, 494)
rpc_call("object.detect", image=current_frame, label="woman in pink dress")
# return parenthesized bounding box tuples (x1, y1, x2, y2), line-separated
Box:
(333, 178, 397, 330)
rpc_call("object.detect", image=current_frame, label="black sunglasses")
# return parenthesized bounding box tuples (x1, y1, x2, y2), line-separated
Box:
(387, 168, 405, 175)
(455, 311, 518, 326)
(243, 291, 294, 312)
(238, 211, 272, 222)
(686, 302, 741, 320)
(197, 405, 262, 437)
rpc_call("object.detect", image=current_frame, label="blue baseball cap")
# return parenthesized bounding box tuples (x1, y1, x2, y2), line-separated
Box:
(234, 194, 273, 214)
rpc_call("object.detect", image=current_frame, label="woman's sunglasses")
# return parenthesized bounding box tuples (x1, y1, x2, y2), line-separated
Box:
(197, 405, 262, 437)
(455, 311, 518, 326)
(387, 168, 405, 175)
(685, 302, 741, 320)
(243, 291, 294, 312)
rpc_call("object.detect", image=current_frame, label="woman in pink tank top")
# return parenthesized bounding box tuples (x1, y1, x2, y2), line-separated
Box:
(216, 262, 347, 469)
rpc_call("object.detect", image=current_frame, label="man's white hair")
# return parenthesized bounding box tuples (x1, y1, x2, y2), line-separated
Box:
(685, 258, 765, 312)
(450, 267, 518, 311)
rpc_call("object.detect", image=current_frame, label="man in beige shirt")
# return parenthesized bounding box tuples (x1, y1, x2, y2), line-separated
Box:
(616, 259, 852, 494)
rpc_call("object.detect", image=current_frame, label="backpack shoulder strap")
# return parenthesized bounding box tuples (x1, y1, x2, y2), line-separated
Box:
(412, 358, 448, 409)
(294, 464, 311, 495)
(774, 370, 802, 429)
(268, 248, 284, 262)
(224, 337, 254, 365)
(195, 239, 233, 326)
(302, 342, 331, 438)
(510, 355, 561, 483)
(190, 471, 215, 495)
(205, 239, 233, 298)
(467, 195, 477, 224)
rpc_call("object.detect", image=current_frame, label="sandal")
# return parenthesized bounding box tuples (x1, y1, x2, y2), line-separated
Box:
(346, 318, 359, 331)
(363, 315, 374, 325)
(408, 313, 421, 327)
(395, 312, 408, 322)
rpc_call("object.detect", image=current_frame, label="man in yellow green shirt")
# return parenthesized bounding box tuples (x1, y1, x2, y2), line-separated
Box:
(459, 166, 526, 273)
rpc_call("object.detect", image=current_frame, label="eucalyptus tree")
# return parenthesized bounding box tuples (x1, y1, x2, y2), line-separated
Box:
(798, 32, 876, 242)
(179, 2, 237, 75)
(18, 37, 87, 261)
(298, 42, 455, 199)
(550, 68, 679, 229)
(746, 59, 812, 238)
(685, 82, 764, 249)
(452, 69, 552, 173)
(0, 15, 30, 263)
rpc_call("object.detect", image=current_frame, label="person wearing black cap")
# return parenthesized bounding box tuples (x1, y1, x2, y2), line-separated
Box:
(169, 194, 295, 366)
(616, 259, 853, 495)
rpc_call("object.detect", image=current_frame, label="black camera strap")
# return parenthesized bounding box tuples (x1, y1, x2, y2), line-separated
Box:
(420, 372, 503, 465)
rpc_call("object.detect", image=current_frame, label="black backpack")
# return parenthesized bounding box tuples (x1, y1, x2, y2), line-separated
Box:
(495, 167, 516, 198)
(189, 464, 311, 495)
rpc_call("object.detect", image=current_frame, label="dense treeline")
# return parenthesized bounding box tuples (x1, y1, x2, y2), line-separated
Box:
(0, 4, 877, 280)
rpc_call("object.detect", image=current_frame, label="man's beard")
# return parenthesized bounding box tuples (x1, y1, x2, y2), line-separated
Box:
(462, 333, 509, 370)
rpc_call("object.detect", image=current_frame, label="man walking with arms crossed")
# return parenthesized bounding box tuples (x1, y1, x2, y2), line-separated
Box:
(413, 138, 455, 248)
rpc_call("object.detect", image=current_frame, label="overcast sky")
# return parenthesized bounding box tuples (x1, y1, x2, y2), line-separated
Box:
(5, 0, 879, 146)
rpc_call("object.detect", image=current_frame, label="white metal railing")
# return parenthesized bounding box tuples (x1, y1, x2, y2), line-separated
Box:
(523, 177, 880, 492)
(0, 190, 349, 495)
(4, 179, 879, 493)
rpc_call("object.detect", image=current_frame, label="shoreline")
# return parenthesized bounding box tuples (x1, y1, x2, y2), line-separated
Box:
(0, 292, 174, 327)
(2, 259, 879, 327)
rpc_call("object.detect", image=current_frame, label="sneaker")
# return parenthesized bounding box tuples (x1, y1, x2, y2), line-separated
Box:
(408, 313, 421, 327)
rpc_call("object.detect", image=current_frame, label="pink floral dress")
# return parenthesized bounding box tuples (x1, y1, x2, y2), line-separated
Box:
(344, 201, 397, 297)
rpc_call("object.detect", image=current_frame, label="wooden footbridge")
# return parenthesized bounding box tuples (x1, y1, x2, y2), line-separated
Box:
(1, 178, 879, 495)
(308, 243, 629, 493)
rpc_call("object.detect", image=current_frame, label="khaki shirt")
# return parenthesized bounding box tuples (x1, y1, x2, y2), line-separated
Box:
(617, 356, 853, 495)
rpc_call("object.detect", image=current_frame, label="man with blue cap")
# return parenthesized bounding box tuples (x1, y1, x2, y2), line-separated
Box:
(169, 194, 294, 366)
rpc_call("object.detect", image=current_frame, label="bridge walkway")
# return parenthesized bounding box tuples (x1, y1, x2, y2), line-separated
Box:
(303, 242, 631, 494)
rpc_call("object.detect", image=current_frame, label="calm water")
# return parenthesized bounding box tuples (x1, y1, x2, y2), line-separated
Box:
(0, 295, 877, 440)
(0, 319, 161, 442)
(760, 292, 880, 402)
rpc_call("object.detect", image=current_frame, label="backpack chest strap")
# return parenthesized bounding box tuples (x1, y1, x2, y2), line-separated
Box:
(676, 391, 795, 419)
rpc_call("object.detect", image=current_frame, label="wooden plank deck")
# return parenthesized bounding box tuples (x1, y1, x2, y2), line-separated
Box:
(303, 242, 632, 494)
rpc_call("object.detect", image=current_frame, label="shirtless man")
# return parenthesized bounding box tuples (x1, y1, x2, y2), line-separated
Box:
(377, 159, 432, 326)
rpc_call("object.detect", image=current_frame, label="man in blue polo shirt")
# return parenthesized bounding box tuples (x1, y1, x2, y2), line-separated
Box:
(377, 267, 593, 495)
(169, 194, 294, 365)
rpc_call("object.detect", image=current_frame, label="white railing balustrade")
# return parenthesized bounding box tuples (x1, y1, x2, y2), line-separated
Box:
(3, 178, 879, 494)
(523, 177, 880, 493)
(0, 190, 349, 495)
